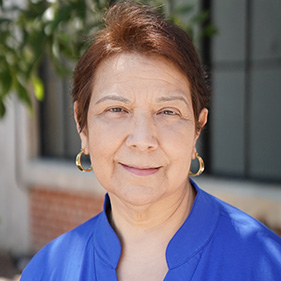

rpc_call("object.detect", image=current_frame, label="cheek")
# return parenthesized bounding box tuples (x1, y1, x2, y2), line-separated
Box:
(87, 120, 127, 160)
(168, 134, 195, 175)
(89, 117, 129, 137)
(160, 126, 196, 178)
(159, 123, 196, 155)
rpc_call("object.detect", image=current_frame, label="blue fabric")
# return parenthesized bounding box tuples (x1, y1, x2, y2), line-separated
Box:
(21, 180, 281, 280)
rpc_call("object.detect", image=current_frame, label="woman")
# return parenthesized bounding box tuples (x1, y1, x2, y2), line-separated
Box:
(21, 2, 281, 280)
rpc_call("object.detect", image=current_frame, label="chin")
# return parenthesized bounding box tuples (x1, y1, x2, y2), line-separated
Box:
(112, 185, 166, 207)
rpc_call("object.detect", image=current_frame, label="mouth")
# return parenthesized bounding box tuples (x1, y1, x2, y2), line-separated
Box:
(120, 163, 161, 176)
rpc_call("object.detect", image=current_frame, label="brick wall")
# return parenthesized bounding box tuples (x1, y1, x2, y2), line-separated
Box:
(30, 186, 104, 250)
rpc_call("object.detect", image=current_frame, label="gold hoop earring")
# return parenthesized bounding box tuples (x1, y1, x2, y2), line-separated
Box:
(76, 149, 93, 172)
(189, 153, 204, 177)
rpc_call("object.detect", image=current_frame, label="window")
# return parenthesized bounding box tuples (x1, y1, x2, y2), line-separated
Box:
(39, 57, 80, 159)
(210, 0, 281, 181)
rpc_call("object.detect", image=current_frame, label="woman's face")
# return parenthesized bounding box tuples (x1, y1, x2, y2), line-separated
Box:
(77, 53, 207, 206)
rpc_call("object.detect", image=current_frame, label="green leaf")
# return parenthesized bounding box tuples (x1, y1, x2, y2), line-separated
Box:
(0, 100, 5, 118)
(0, 18, 12, 25)
(31, 75, 44, 101)
(174, 4, 194, 15)
(49, 5, 72, 33)
(0, 70, 12, 97)
(23, 1, 48, 19)
(16, 79, 32, 109)
(203, 25, 218, 37)
(25, 32, 46, 79)
(72, 0, 86, 19)
(191, 11, 210, 24)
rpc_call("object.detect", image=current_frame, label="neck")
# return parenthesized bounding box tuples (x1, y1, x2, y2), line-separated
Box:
(108, 181, 196, 261)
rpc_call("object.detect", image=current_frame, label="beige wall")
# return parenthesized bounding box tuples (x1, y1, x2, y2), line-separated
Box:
(0, 98, 29, 254)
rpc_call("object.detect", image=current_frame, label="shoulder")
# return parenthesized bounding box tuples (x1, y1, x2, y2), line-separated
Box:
(212, 193, 281, 244)
(21, 213, 102, 281)
(203, 191, 281, 277)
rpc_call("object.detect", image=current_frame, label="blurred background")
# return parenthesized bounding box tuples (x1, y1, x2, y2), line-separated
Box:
(1, 0, 281, 279)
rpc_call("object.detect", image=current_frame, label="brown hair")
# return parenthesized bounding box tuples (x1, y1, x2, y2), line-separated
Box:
(72, 1, 210, 132)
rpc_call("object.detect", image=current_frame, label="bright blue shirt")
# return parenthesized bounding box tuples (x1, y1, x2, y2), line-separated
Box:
(21, 180, 281, 280)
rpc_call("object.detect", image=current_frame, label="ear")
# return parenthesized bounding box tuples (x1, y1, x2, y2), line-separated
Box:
(197, 108, 208, 133)
(192, 108, 208, 158)
(74, 102, 90, 155)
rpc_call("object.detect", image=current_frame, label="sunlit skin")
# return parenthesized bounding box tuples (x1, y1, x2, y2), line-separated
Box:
(75, 53, 208, 280)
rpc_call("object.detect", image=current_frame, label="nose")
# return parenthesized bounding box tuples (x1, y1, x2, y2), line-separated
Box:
(125, 113, 158, 151)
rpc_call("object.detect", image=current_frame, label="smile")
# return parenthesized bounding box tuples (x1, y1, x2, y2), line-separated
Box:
(120, 163, 161, 176)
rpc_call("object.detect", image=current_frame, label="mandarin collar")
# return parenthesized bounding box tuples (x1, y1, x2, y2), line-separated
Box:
(166, 179, 219, 269)
(93, 179, 220, 269)
(93, 194, 122, 268)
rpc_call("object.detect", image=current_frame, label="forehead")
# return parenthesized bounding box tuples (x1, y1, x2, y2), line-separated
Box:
(93, 52, 190, 88)
(88, 53, 193, 110)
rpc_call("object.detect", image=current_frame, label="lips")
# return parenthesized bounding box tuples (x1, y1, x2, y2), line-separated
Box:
(120, 163, 161, 176)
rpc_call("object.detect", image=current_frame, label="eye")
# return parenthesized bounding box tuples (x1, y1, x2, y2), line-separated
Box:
(107, 107, 128, 113)
(158, 109, 179, 116)
(163, 110, 176, 115)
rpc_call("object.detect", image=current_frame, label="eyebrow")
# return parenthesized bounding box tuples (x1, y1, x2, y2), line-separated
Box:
(95, 95, 130, 105)
(156, 96, 190, 107)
